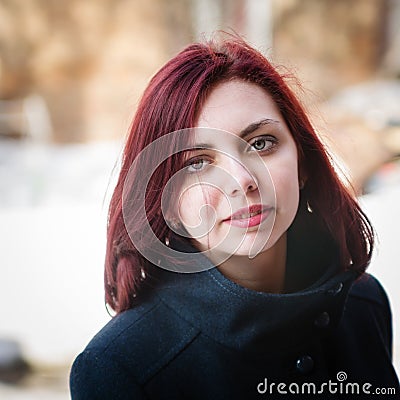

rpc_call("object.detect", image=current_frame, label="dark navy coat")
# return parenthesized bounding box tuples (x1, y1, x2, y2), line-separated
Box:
(70, 257, 399, 399)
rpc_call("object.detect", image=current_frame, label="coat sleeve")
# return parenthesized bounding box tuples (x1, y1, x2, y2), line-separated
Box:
(370, 276, 394, 359)
(351, 274, 394, 359)
(70, 349, 148, 400)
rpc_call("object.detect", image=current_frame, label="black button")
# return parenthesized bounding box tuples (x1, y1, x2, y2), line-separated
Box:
(296, 355, 314, 374)
(327, 282, 343, 296)
(314, 311, 330, 328)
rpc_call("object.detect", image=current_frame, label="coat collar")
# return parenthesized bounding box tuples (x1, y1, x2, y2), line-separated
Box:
(155, 243, 358, 354)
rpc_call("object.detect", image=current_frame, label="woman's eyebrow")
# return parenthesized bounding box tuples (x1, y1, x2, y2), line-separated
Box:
(239, 118, 279, 139)
(188, 143, 214, 150)
(190, 118, 280, 150)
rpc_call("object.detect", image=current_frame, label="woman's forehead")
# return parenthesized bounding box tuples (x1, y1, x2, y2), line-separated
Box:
(196, 80, 284, 134)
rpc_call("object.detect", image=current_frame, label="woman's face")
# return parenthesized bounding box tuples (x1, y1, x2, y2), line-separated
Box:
(174, 80, 300, 261)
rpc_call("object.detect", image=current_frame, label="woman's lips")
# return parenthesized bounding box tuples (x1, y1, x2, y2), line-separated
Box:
(223, 205, 272, 228)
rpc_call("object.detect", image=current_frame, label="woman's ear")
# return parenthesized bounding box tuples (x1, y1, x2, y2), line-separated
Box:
(297, 158, 307, 189)
(163, 200, 178, 224)
(298, 167, 308, 190)
(164, 208, 181, 230)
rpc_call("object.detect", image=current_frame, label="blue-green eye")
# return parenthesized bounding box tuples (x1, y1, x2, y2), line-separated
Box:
(185, 157, 210, 173)
(249, 135, 277, 152)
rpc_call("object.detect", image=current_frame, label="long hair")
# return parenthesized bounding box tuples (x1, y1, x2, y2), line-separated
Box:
(105, 35, 374, 313)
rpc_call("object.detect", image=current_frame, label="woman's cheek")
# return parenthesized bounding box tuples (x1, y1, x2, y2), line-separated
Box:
(271, 164, 299, 215)
(178, 185, 222, 228)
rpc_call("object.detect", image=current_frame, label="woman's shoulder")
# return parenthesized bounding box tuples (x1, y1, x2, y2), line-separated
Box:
(344, 272, 393, 353)
(348, 272, 391, 310)
(70, 294, 200, 389)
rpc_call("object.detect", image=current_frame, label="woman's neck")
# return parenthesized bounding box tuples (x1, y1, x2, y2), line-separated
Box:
(216, 234, 287, 294)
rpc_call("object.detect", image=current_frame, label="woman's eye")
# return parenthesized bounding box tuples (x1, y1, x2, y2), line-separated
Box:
(185, 158, 210, 173)
(249, 136, 277, 152)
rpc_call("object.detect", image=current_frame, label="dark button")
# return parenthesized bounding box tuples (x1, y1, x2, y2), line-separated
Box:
(314, 311, 330, 328)
(327, 282, 343, 296)
(296, 355, 314, 374)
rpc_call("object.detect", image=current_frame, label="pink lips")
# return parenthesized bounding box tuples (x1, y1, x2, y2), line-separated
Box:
(223, 204, 272, 228)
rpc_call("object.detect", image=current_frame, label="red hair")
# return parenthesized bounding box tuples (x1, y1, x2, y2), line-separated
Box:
(105, 35, 374, 313)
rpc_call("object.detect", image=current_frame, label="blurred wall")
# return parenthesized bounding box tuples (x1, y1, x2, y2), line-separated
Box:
(0, 0, 191, 142)
(272, 0, 390, 97)
(0, 0, 398, 143)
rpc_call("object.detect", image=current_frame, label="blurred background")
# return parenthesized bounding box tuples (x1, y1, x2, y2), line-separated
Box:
(0, 0, 399, 398)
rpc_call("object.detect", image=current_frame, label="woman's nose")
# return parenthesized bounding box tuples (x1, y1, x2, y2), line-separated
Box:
(224, 157, 258, 197)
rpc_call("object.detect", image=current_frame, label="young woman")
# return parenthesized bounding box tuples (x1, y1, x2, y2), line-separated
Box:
(70, 36, 399, 399)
